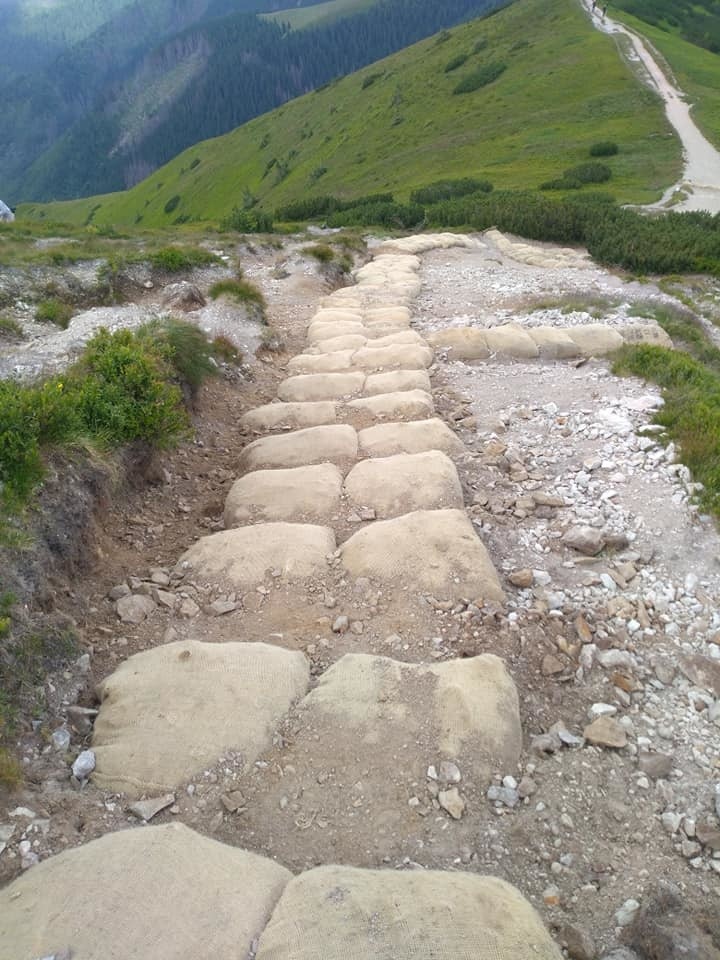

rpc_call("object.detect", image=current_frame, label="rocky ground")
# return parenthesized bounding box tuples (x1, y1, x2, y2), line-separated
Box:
(1, 229, 720, 959)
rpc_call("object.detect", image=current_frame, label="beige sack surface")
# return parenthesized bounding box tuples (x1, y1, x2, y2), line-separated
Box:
(620, 321, 673, 348)
(92, 641, 310, 795)
(256, 865, 559, 960)
(287, 350, 355, 375)
(363, 368, 431, 396)
(358, 418, 464, 457)
(565, 323, 624, 356)
(340, 508, 504, 601)
(528, 326, 581, 359)
(241, 401, 338, 433)
(0, 824, 291, 960)
(178, 523, 336, 588)
(239, 424, 359, 471)
(344, 451, 462, 518)
(311, 334, 368, 353)
(485, 324, 540, 359)
(346, 389, 434, 422)
(307, 320, 368, 343)
(429, 326, 490, 360)
(352, 343, 432, 371)
(278, 371, 366, 402)
(224, 463, 344, 526)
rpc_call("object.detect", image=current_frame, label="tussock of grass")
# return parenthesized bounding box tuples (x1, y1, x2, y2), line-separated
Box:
(149, 246, 220, 273)
(0, 316, 23, 339)
(614, 341, 720, 515)
(526, 293, 621, 318)
(302, 243, 335, 263)
(36, 298, 74, 328)
(209, 278, 267, 319)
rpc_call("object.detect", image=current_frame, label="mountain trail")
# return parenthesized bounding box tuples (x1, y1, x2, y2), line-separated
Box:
(580, 0, 720, 213)
(1, 230, 720, 959)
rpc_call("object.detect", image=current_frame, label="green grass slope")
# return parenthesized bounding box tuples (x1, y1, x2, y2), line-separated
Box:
(264, 0, 378, 30)
(612, 8, 720, 150)
(23, 0, 681, 228)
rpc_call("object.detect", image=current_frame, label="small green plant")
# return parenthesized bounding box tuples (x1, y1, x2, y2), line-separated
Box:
(164, 195, 181, 214)
(453, 61, 507, 94)
(0, 315, 23, 338)
(309, 165, 328, 184)
(138, 317, 219, 397)
(302, 243, 335, 263)
(36, 298, 74, 328)
(361, 72, 383, 89)
(189, 157, 201, 169)
(209, 279, 267, 320)
(614, 343, 720, 515)
(411, 178, 492, 204)
(445, 53, 469, 73)
(219, 207, 273, 233)
(590, 141, 619, 157)
(149, 246, 218, 272)
(211, 334, 243, 364)
(473, 37, 488, 53)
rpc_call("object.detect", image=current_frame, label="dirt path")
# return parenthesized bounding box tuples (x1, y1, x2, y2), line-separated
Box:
(2, 231, 720, 959)
(580, 0, 720, 213)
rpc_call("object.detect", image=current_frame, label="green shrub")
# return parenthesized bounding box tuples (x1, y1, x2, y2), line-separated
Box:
(410, 178, 493, 205)
(149, 246, 219, 273)
(445, 53, 469, 72)
(189, 158, 201, 170)
(424, 190, 720, 275)
(302, 244, 335, 263)
(473, 37, 488, 53)
(36, 298, 73, 328)
(276, 193, 394, 222)
(164, 195, 181, 214)
(219, 207, 273, 233)
(361, 72, 383, 89)
(327, 200, 424, 230)
(590, 141, 619, 157)
(0, 323, 224, 511)
(564, 162, 612, 184)
(71, 328, 188, 445)
(308, 166, 328, 184)
(0, 316, 23, 338)
(453, 61, 506, 94)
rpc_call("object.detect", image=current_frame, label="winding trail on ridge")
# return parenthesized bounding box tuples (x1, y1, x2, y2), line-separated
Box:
(580, 0, 720, 213)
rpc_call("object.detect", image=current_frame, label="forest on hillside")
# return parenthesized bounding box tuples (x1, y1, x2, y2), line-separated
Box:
(3, 0, 507, 203)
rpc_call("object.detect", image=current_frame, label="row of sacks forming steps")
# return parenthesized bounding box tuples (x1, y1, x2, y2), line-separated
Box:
(429, 320, 673, 362)
(175, 251, 506, 603)
(1, 822, 563, 960)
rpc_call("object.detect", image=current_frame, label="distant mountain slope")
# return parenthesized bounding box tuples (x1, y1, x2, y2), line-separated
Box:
(5, 0, 505, 204)
(611, 4, 720, 151)
(25, 0, 681, 228)
(264, 0, 379, 30)
(614, 0, 720, 54)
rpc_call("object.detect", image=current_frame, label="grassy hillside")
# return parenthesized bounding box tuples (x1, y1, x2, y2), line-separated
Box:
(612, 8, 720, 150)
(264, 0, 378, 30)
(23, 0, 681, 228)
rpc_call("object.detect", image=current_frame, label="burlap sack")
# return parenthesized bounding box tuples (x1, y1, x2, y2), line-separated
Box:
(566, 323, 624, 356)
(340, 508, 505, 601)
(358, 418, 465, 458)
(239, 424, 359, 471)
(224, 463, 344, 526)
(0, 823, 292, 960)
(256, 865, 560, 960)
(528, 326, 581, 359)
(346, 389, 435, 422)
(344, 451, 463, 518)
(278, 372, 366, 402)
(363, 368, 431, 396)
(92, 641, 310, 796)
(178, 523, 336, 588)
(287, 350, 356, 375)
(241, 401, 338, 433)
(429, 326, 490, 360)
(485, 324, 540, 359)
